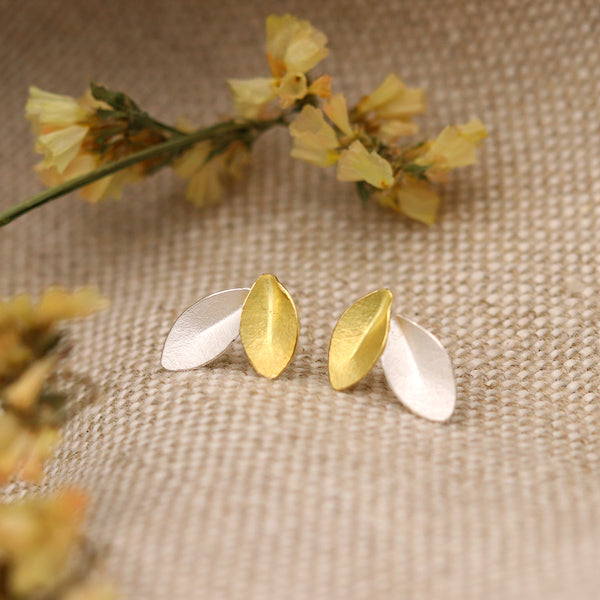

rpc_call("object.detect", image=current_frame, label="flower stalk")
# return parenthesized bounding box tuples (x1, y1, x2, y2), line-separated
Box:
(0, 116, 286, 227)
(3, 12, 488, 229)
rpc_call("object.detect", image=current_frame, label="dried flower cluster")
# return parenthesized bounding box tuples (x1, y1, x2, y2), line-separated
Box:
(0, 489, 117, 600)
(1, 13, 487, 228)
(0, 289, 114, 599)
(25, 85, 177, 203)
(0, 288, 107, 483)
(228, 15, 486, 223)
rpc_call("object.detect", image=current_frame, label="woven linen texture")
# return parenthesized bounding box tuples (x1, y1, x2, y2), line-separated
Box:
(1, 0, 599, 598)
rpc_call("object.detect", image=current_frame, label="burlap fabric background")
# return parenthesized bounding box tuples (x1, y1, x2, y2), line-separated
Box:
(1, 0, 599, 598)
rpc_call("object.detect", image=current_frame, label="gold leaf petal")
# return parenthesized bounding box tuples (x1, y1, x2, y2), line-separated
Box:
(328, 289, 393, 390)
(240, 274, 299, 379)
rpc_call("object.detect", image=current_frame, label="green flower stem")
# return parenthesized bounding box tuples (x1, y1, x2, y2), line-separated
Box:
(0, 117, 284, 228)
(144, 117, 187, 137)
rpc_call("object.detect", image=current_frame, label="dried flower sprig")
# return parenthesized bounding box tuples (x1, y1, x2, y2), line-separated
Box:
(0, 489, 118, 600)
(0, 13, 487, 228)
(0, 288, 108, 483)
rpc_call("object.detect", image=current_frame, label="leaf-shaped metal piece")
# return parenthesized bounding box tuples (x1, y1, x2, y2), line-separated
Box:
(161, 288, 250, 371)
(239, 274, 299, 379)
(381, 315, 456, 422)
(328, 289, 393, 390)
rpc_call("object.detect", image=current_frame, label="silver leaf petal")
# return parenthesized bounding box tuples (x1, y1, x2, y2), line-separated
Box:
(381, 315, 456, 421)
(161, 288, 250, 371)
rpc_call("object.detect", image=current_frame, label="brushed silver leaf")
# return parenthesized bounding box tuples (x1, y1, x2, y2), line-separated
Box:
(381, 315, 456, 422)
(161, 288, 250, 371)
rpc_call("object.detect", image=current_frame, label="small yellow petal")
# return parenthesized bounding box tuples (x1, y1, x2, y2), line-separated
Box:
(415, 118, 488, 172)
(35, 125, 88, 174)
(0, 415, 61, 484)
(323, 93, 353, 137)
(372, 87, 426, 120)
(289, 105, 340, 167)
(266, 14, 329, 75)
(173, 142, 229, 205)
(33, 162, 62, 188)
(0, 295, 34, 328)
(186, 157, 226, 206)
(3, 357, 55, 411)
(0, 489, 88, 595)
(357, 74, 406, 114)
(225, 142, 251, 179)
(275, 72, 307, 108)
(25, 86, 136, 201)
(266, 14, 299, 65)
(227, 78, 277, 119)
(377, 119, 419, 142)
(284, 26, 328, 73)
(25, 86, 89, 133)
(290, 106, 338, 147)
(173, 142, 211, 179)
(98, 168, 142, 201)
(395, 177, 440, 224)
(78, 173, 115, 203)
(35, 153, 120, 203)
(357, 74, 425, 117)
(307, 74, 332, 99)
(458, 118, 488, 145)
(36, 287, 109, 323)
(18, 427, 60, 482)
(336, 140, 394, 189)
(290, 141, 340, 167)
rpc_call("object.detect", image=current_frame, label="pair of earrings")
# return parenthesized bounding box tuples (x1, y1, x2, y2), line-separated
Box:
(161, 274, 456, 422)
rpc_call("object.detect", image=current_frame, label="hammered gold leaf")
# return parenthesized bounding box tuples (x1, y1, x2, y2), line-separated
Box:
(328, 289, 393, 390)
(240, 274, 299, 379)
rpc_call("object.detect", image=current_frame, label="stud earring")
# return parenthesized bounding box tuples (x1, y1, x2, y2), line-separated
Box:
(328, 289, 456, 421)
(161, 274, 299, 378)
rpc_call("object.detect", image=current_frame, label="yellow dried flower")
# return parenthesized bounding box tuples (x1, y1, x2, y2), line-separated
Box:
(378, 176, 441, 225)
(0, 413, 60, 483)
(3, 357, 56, 411)
(323, 93, 353, 137)
(227, 78, 277, 120)
(275, 72, 309, 108)
(336, 140, 394, 189)
(0, 489, 87, 597)
(228, 14, 330, 117)
(35, 286, 109, 324)
(307, 74, 332, 99)
(26, 87, 154, 203)
(0, 287, 107, 332)
(266, 14, 329, 76)
(36, 287, 108, 323)
(355, 74, 425, 142)
(415, 118, 488, 180)
(25, 87, 90, 134)
(174, 140, 250, 206)
(289, 105, 340, 167)
(34, 124, 90, 174)
(38, 156, 143, 204)
(0, 287, 107, 482)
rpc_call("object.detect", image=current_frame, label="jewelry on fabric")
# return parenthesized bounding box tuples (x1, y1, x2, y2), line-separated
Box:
(161, 274, 299, 379)
(328, 289, 456, 421)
